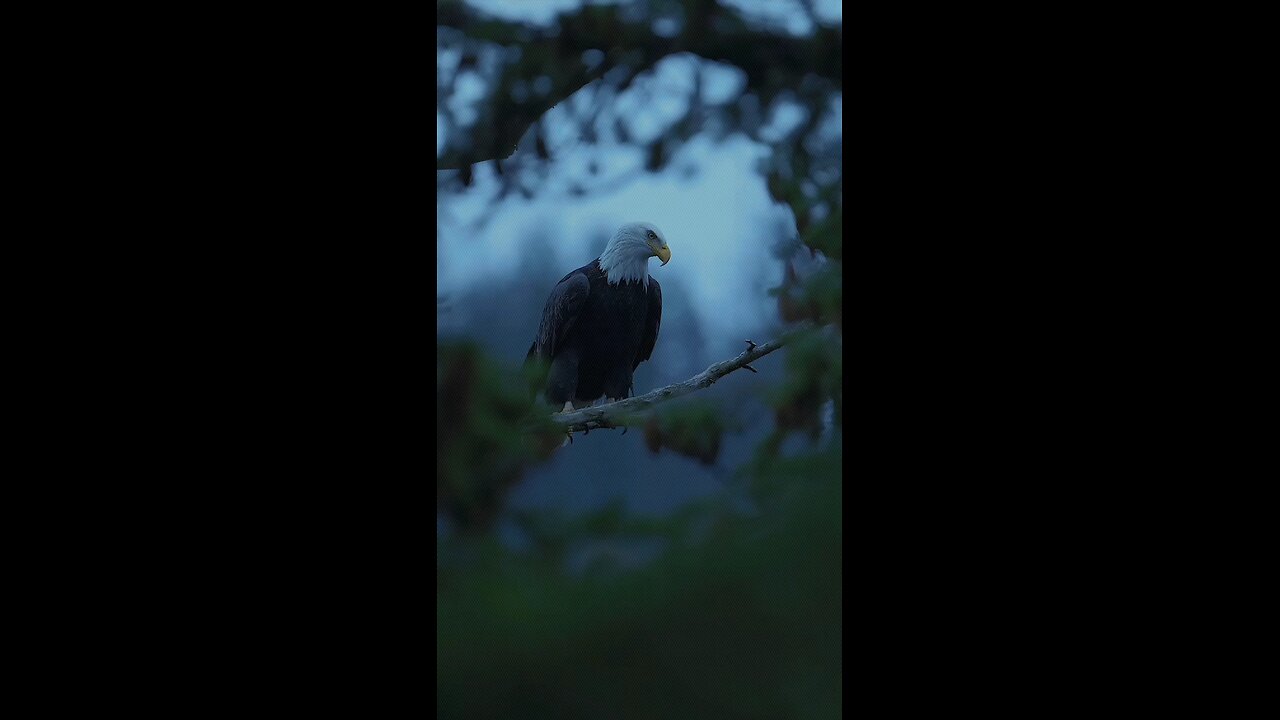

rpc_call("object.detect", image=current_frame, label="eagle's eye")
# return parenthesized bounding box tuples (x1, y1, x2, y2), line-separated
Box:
(647, 230, 657, 240)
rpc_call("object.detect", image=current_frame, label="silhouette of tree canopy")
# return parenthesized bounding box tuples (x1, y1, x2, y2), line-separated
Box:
(437, 0, 842, 241)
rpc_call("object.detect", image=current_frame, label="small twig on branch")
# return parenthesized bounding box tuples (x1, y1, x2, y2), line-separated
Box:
(545, 323, 813, 435)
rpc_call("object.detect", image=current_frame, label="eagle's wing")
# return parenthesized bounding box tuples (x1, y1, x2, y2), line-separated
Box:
(526, 270, 591, 364)
(635, 275, 662, 370)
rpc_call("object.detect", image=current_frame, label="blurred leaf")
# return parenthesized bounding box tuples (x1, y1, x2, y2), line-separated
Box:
(802, 207, 842, 261)
(643, 400, 724, 465)
(768, 328, 842, 441)
(645, 140, 665, 171)
(437, 342, 563, 532)
(437, 441, 843, 720)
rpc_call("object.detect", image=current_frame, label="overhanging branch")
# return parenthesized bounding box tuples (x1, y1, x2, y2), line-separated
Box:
(437, 0, 841, 170)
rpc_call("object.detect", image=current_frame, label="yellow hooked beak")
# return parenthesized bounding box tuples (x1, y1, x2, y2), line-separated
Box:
(655, 245, 671, 266)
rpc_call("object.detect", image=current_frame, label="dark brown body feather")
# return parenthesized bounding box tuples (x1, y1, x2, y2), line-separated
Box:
(525, 259, 662, 405)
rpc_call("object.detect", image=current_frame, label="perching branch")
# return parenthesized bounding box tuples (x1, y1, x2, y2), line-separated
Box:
(548, 324, 813, 435)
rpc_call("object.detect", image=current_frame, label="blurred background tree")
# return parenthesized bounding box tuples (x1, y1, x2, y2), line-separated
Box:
(437, 1, 841, 716)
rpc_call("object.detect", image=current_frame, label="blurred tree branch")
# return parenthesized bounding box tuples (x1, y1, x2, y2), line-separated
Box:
(437, 0, 841, 170)
(544, 322, 815, 435)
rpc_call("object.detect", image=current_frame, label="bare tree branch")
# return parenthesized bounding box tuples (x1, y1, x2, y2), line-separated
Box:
(545, 323, 814, 435)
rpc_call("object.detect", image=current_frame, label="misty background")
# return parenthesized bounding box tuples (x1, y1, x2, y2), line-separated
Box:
(437, 2, 842, 716)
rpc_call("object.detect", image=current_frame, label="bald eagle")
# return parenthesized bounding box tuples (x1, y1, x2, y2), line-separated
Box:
(525, 222, 670, 412)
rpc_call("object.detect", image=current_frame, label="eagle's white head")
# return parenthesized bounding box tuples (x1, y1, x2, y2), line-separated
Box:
(598, 221, 671, 286)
